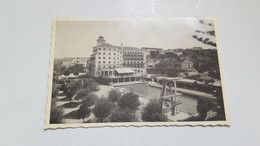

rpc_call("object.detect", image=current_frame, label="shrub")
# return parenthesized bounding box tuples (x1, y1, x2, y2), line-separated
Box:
(118, 92, 140, 111)
(110, 108, 137, 122)
(92, 98, 113, 122)
(50, 100, 64, 124)
(82, 93, 98, 107)
(75, 88, 92, 100)
(141, 99, 167, 122)
(77, 105, 91, 122)
(108, 89, 121, 104)
(62, 102, 79, 108)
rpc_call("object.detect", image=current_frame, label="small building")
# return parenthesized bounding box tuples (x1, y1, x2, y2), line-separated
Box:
(181, 60, 193, 70)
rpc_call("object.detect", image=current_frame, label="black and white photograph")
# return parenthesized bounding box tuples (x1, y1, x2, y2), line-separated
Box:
(45, 18, 230, 129)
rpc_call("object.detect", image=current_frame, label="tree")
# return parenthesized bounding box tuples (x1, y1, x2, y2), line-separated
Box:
(75, 88, 92, 100)
(50, 100, 64, 124)
(63, 69, 70, 76)
(65, 80, 82, 100)
(77, 105, 91, 122)
(118, 92, 140, 111)
(82, 78, 99, 91)
(110, 108, 137, 122)
(52, 82, 59, 99)
(141, 99, 167, 122)
(108, 89, 121, 104)
(82, 93, 97, 107)
(196, 97, 215, 120)
(192, 20, 217, 47)
(73, 71, 79, 76)
(92, 98, 113, 122)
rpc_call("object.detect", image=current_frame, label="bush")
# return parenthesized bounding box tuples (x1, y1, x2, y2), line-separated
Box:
(118, 92, 140, 111)
(73, 71, 79, 76)
(52, 82, 59, 99)
(82, 93, 97, 107)
(50, 100, 64, 124)
(62, 102, 79, 108)
(82, 78, 99, 92)
(108, 89, 121, 104)
(92, 98, 113, 122)
(95, 76, 110, 85)
(141, 99, 167, 122)
(110, 108, 137, 122)
(75, 88, 92, 100)
(77, 105, 91, 122)
(63, 70, 70, 76)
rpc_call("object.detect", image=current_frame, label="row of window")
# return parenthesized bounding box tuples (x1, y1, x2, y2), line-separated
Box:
(99, 65, 119, 69)
(99, 48, 118, 51)
(98, 61, 120, 64)
(98, 52, 118, 55)
(98, 57, 119, 60)
(123, 54, 143, 57)
(124, 58, 143, 60)
(123, 65, 144, 67)
(124, 61, 144, 64)
(123, 51, 144, 54)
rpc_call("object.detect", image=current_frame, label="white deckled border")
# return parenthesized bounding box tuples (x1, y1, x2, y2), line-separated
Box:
(45, 17, 230, 130)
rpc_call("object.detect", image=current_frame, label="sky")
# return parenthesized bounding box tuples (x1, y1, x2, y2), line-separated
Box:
(54, 19, 217, 58)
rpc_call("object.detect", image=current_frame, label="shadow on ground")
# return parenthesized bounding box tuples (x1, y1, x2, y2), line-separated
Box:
(63, 110, 78, 119)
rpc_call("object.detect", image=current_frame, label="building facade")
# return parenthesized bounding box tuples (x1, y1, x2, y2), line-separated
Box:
(90, 36, 148, 77)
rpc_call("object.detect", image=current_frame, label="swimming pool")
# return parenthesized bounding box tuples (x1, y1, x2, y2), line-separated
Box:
(122, 84, 198, 115)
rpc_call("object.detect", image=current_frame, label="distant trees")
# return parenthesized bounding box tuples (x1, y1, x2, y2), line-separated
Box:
(118, 92, 140, 111)
(92, 98, 113, 122)
(141, 99, 167, 122)
(50, 100, 64, 124)
(150, 51, 160, 59)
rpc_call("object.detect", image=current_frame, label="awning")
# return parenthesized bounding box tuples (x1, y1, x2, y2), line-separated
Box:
(114, 68, 135, 74)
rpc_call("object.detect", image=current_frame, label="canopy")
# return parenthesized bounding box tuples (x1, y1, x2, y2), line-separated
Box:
(114, 68, 135, 74)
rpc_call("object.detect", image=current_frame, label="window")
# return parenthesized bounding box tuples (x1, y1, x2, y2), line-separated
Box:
(103, 57, 105, 59)
(108, 61, 111, 63)
(103, 48, 106, 50)
(114, 53, 116, 55)
(99, 61, 101, 63)
(103, 61, 105, 63)
(114, 61, 116, 63)
(109, 57, 111, 59)
(103, 53, 105, 55)
(99, 52, 101, 55)
(99, 48, 101, 50)
(114, 57, 116, 59)
(109, 53, 111, 55)
(99, 57, 101, 59)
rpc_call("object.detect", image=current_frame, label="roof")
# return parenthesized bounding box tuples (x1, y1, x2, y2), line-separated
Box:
(182, 60, 193, 64)
(141, 47, 163, 50)
(93, 43, 114, 48)
(114, 68, 135, 74)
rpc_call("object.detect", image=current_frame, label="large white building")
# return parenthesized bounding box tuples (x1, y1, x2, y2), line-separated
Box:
(90, 36, 148, 77)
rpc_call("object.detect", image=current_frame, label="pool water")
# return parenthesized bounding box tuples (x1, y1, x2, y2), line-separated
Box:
(122, 84, 198, 115)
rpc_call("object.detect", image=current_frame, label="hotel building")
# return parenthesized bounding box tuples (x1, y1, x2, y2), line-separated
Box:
(89, 36, 148, 82)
